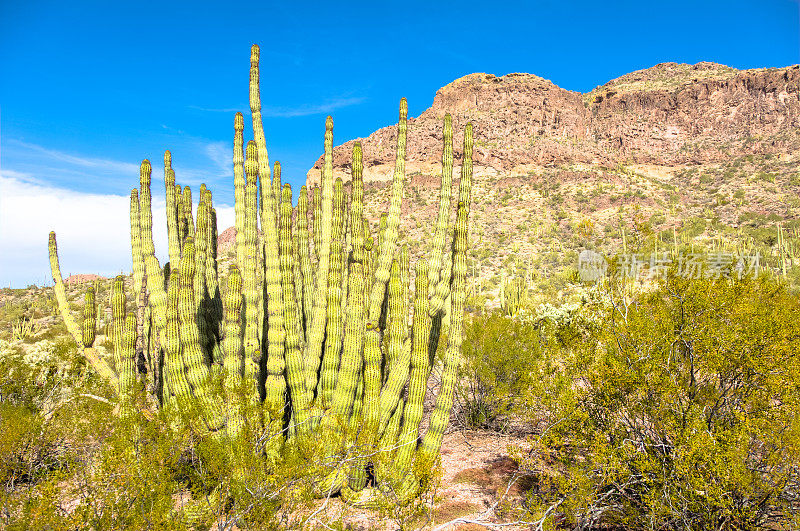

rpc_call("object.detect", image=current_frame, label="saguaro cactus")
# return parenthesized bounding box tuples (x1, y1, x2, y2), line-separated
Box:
(48, 44, 473, 508)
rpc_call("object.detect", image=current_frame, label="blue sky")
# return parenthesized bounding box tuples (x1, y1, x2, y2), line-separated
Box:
(1, 0, 798, 286)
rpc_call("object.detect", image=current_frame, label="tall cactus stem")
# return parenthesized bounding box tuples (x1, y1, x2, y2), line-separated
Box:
(318, 178, 346, 405)
(250, 47, 286, 416)
(165, 152, 181, 266)
(428, 114, 453, 297)
(304, 116, 335, 403)
(82, 286, 96, 348)
(417, 201, 469, 472)
(242, 141, 263, 401)
(280, 184, 307, 429)
(367, 99, 407, 324)
(297, 186, 314, 333)
(233, 112, 246, 271)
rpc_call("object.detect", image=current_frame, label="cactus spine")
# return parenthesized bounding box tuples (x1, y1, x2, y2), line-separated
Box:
(48, 44, 473, 508)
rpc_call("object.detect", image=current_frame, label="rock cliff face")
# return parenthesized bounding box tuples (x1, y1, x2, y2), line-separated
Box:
(307, 62, 800, 186)
(302, 61, 800, 294)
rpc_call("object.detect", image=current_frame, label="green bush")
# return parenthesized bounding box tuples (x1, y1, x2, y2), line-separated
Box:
(457, 310, 573, 432)
(521, 273, 800, 529)
(0, 403, 65, 490)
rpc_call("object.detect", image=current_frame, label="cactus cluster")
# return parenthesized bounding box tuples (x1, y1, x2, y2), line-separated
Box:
(49, 44, 473, 506)
(500, 276, 530, 317)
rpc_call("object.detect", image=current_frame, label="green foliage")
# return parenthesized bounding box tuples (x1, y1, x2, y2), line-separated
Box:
(457, 310, 575, 432)
(0, 403, 65, 491)
(521, 273, 800, 530)
(0, 334, 118, 528)
(458, 312, 538, 429)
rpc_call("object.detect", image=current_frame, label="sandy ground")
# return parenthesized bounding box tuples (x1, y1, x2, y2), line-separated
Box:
(296, 429, 535, 530)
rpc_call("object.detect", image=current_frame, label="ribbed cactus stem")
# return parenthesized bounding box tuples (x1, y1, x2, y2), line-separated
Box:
(142, 300, 159, 401)
(429, 251, 452, 316)
(272, 161, 282, 214)
(362, 319, 382, 426)
(418, 202, 469, 471)
(363, 237, 375, 308)
(164, 267, 191, 404)
(130, 188, 147, 379)
(204, 190, 223, 335)
(242, 141, 262, 401)
(350, 143, 365, 263)
(249, 48, 285, 417)
(130, 190, 145, 311)
(313, 186, 322, 263)
(280, 184, 307, 429)
(292, 230, 305, 339)
(399, 245, 410, 338)
(183, 185, 195, 240)
(177, 184, 187, 252)
(396, 260, 431, 472)
(179, 238, 223, 430)
(318, 178, 346, 405)
(376, 259, 411, 437)
(137, 159, 168, 337)
(120, 313, 137, 396)
(297, 186, 314, 332)
(330, 262, 365, 418)
(223, 266, 245, 436)
(222, 267, 244, 378)
(233, 113, 246, 271)
(459, 123, 474, 211)
(112, 275, 126, 372)
(428, 114, 453, 297)
(165, 152, 181, 266)
(348, 320, 381, 492)
(108, 276, 135, 397)
(194, 199, 211, 360)
(367, 99, 407, 324)
(82, 286, 96, 348)
(304, 116, 335, 402)
(48, 232, 81, 345)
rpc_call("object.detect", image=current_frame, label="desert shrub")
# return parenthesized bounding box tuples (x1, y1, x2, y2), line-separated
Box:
(457, 307, 578, 432)
(0, 403, 67, 490)
(1, 400, 316, 529)
(521, 273, 800, 530)
(457, 312, 538, 429)
(0, 335, 116, 526)
(682, 216, 707, 238)
(0, 338, 100, 412)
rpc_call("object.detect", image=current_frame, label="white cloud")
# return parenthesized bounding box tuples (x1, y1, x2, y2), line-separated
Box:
(0, 176, 235, 288)
(263, 96, 366, 117)
(189, 105, 246, 113)
(0, 168, 34, 180)
(9, 139, 141, 176)
(205, 141, 232, 176)
(190, 96, 366, 117)
(0, 168, 52, 187)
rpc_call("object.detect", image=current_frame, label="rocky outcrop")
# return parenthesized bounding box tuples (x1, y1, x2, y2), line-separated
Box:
(589, 63, 800, 164)
(307, 62, 800, 186)
(64, 274, 104, 284)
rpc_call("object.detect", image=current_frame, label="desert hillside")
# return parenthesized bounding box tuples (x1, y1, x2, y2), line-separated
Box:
(304, 62, 800, 295)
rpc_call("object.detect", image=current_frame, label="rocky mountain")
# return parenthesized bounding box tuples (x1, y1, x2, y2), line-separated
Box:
(304, 62, 800, 297)
(308, 62, 799, 184)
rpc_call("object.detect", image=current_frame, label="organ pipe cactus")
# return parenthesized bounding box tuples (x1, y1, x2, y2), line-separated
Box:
(500, 275, 530, 317)
(48, 44, 473, 507)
